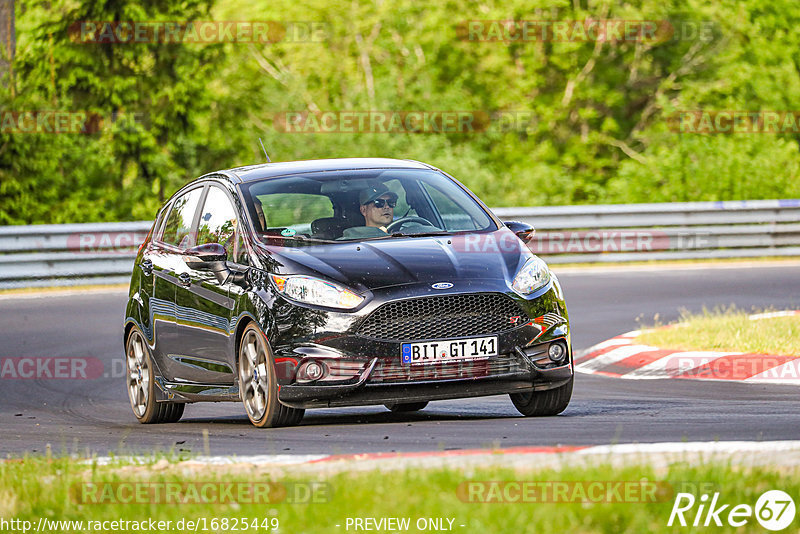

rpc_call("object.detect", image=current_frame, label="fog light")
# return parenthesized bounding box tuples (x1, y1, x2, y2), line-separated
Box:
(548, 342, 566, 363)
(305, 361, 324, 380)
(297, 359, 328, 382)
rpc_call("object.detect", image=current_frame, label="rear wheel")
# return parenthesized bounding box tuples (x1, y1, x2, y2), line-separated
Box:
(238, 324, 304, 428)
(510, 376, 573, 417)
(384, 402, 429, 412)
(126, 326, 185, 424)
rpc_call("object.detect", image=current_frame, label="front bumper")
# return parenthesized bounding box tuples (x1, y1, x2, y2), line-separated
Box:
(277, 344, 573, 409)
(265, 280, 572, 408)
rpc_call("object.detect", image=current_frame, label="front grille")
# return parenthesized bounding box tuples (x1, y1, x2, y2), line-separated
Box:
(369, 353, 526, 383)
(357, 293, 527, 341)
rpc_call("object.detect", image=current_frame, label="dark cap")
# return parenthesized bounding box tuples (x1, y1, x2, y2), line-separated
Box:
(359, 184, 398, 205)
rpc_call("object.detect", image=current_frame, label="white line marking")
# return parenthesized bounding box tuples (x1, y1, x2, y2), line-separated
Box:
(749, 310, 800, 320)
(618, 330, 643, 338)
(581, 337, 632, 353)
(745, 359, 800, 384)
(623, 350, 739, 379)
(620, 352, 680, 379)
(578, 441, 800, 456)
(84, 440, 800, 469)
(575, 344, 660, 373)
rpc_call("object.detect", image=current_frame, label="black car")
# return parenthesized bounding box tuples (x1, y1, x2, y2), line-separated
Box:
(124, 158, 573, 427)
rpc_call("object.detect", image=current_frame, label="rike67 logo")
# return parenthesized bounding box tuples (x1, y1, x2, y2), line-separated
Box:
(669, 490, 796, 530)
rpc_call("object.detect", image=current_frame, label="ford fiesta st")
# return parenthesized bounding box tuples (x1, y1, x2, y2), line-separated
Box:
(124, 158, 573, 427)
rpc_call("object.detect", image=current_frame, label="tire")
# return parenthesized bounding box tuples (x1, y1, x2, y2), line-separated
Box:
(510, 376, 573, 417)
(238, 324, 304, 428)
(384, 402, 429, 413)
(126, 326, 185, 424)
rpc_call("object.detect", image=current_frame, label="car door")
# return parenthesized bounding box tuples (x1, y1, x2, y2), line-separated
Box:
(172, 183, 242, 385)
(146, 185, 205, 382)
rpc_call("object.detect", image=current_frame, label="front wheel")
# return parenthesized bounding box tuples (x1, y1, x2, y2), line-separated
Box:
(510, 376, 573, 417)
(126, 326, 185, 424)
(238, 324, 304, 428)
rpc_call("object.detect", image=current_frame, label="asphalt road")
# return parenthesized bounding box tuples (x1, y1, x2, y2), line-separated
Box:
(1, 263, 798, 457)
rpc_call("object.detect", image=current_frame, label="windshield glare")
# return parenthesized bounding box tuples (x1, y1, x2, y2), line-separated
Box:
(240, 169, 496, 243)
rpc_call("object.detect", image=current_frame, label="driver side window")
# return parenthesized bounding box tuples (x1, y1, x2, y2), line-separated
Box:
(422, 182, 478, 230)
(196, 186, 246, 264)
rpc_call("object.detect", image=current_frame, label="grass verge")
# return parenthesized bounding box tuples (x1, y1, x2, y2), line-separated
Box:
(635, 309, 800, 355)
(2, 456, 799, 533)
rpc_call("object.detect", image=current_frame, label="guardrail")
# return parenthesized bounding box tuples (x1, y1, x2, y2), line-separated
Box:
(1, 199, 799, 289)
(494, 198, 800, 263)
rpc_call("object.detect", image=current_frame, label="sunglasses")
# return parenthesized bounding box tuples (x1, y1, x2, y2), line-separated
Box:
(369, 198, 397, 208)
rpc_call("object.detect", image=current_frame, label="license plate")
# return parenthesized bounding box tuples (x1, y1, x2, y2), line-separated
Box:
(400, 336, 498, 365)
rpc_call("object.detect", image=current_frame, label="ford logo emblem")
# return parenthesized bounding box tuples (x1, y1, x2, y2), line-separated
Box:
(431, 282, 453, 290)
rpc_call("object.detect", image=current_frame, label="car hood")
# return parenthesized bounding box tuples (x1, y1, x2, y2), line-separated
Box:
(257, 229, 531, 292)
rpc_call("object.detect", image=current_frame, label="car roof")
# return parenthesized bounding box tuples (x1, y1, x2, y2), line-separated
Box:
(221, 158, 436, 183)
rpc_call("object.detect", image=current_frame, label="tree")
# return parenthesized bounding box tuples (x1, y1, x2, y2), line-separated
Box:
(1, 0, 229, 223)
(0, 0, 14, 91)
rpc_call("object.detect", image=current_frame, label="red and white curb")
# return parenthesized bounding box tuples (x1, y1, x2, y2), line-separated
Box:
(89, 441, 800, 468)
(575, 311, 800, 384)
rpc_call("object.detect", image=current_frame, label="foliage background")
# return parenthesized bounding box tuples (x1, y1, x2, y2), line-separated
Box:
(2, 0, 800, 224)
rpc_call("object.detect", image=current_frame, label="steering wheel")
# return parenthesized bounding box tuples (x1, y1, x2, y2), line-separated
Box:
(386, 216, 435, 233)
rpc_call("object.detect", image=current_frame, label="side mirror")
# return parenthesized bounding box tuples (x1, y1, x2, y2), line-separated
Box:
(504, 221, 535, 242)
(183, 243, 249, 287)
(184, 243, 227, 270)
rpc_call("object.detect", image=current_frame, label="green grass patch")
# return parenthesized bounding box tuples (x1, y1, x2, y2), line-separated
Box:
(1, 456, 799, 533)
(635, 309, 800, 356)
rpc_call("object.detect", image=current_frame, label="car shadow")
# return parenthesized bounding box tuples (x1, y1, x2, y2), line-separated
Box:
(176, 399, 662, 427)
(181, 408, 523, 427)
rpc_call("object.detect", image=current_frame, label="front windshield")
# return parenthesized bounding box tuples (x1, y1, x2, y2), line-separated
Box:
(240, 168, 496, 243)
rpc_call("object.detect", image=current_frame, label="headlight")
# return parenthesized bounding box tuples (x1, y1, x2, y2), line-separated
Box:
(269, 274, 365, 310)
(511, 256, 551, 295)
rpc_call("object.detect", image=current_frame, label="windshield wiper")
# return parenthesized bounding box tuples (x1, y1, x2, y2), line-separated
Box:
(262, 233, 334, 244)
(389, 231, 452, 238)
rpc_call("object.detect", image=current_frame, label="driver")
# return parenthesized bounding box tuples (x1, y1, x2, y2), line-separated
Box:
(340, 184, 398, 239)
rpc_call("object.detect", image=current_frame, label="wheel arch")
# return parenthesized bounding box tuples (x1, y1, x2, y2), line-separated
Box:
(234, 314, 257, 365)
(123, 318, 145, 349)
(232, 311, 273, 367)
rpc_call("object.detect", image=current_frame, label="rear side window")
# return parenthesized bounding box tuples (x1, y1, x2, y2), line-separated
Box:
(160, 188, 204, 249)
(257, 193, 333, 233)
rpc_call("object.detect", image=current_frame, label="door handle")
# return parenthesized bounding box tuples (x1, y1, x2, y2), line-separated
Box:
(141, 258, 153, 275)
(178, 273, 192, 286)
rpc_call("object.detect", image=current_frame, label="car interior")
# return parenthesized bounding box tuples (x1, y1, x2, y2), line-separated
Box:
(248, 175, 442, 241)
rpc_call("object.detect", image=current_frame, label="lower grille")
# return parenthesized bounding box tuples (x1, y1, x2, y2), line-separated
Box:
(369, 353, 526, 383)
